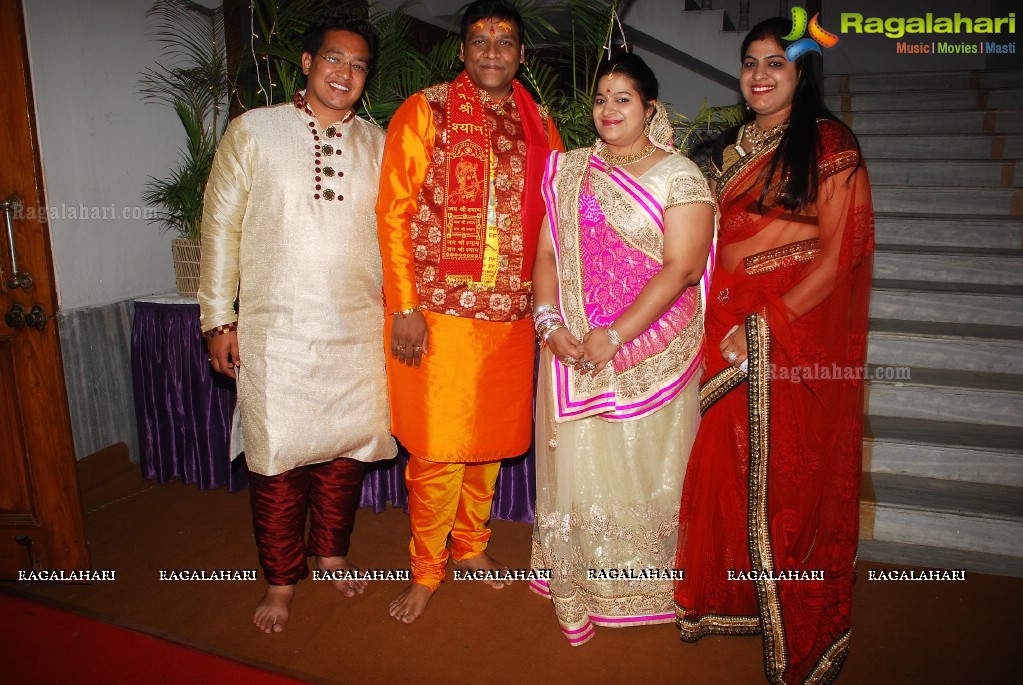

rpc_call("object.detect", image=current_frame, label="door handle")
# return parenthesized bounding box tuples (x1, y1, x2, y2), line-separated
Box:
(24, 305, 46, 331)
(4, 303, 25, 330)
(3, 303, 46, 331)
(0, 195, 34, 289)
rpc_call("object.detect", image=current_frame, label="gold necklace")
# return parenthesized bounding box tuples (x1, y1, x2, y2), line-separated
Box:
(478, 88, 514, 115)
(742, 121, 788, 154)
(599, 143, 655, 167)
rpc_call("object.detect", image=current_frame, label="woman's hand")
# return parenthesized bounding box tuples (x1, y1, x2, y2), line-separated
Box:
(391, 310, 428, 367)
(547, 327, 585, 368)
(720, 324, 748, 369)
(579, 327, 620, 376)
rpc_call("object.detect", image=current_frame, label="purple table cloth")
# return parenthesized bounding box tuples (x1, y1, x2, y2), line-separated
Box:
(131, 298, 536, 522)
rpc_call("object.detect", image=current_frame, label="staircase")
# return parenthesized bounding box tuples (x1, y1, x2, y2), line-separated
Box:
(825, 70, 1023, 576)
(622, 0, 744, 77)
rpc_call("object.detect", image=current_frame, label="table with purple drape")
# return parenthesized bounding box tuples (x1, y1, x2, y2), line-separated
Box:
(131, 296, 535, 521)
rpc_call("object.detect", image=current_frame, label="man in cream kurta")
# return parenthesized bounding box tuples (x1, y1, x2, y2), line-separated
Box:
(198, 14, 395, 634)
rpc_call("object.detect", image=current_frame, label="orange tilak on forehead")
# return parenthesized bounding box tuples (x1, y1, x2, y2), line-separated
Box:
(472, 18, 514, 36)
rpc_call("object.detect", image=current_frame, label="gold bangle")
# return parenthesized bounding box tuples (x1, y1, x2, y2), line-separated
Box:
(203, 321, 237, 340)
(395, 306, 420, 318)
(606, 327, 623, 347)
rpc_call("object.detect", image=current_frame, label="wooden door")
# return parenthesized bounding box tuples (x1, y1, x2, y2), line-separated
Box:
(0, 0, 88, 579)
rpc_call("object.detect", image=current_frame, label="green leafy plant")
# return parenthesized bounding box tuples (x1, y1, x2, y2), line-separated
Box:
(232, 0, 332, 111)
(139, 0, 229, 241)
(673, 99, 745, 172)
(360, 0, 461, 128)
(518, 0, 622, 151)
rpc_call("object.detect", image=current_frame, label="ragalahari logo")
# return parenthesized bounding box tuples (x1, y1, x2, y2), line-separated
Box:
(783, 6, 839, 61)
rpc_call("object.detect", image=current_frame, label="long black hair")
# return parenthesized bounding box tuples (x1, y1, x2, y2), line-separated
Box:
(740, 18, 858, 211)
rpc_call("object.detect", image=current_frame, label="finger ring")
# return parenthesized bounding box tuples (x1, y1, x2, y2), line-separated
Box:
(580, 361, 595, 372)
(396, 345, 406, 351)
(413, 345, 421, 351)
(562, 355, 577, 365)
(727, 350, 738, 363)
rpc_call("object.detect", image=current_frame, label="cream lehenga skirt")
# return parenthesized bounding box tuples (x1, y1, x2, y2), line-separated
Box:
(530, 348, 700, 645)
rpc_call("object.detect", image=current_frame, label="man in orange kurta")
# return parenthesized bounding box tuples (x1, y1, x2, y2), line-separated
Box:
(376, 0, 562, 623)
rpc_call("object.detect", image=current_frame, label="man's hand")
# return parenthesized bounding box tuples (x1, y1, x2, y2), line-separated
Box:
(208, 330, 240, 379)
(390, 310, 428, 368)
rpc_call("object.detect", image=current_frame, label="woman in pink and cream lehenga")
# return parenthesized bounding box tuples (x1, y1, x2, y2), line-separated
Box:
(528, 53, 715, 646)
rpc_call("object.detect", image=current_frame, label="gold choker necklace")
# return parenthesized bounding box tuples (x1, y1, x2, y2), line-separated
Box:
(600, 143, 655, 167)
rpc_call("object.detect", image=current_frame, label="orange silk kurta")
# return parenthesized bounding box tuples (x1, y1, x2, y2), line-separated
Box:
(376, 80, 563, 462)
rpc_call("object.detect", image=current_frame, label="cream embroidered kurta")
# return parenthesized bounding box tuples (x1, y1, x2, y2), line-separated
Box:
(198, 101, 396, 476)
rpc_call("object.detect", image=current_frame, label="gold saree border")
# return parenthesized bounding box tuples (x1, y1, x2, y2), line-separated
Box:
(716, 137, 781, 208)
(745, 312, 850, 685)
(699, 365, 747, 416)
(675, 601, 761, 641)
(744, 312, 789, 683)
(743, 239, 821, 276)
(804, 629, 851, 685)
(819, 150, 859, 182)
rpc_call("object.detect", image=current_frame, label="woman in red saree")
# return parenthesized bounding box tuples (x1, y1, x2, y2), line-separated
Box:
(673, 18, 874, 684)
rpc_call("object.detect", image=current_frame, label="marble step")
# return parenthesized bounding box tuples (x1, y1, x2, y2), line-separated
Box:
(825, 70, 1023, 93)
(843, 110, 1023, 136)
(866, 367, 1023, 428)
(862, 472, 1023, 557)
(870, 280, 1023, 326)
(868, 159, 1023, 188)
(865, 416, 1023, 488)
(858, 133, 1023, 159)
(856, 539, 1023, 578)
(873, 246, 1023, 286)
(867, 319, 1023, 374)
(874, 214, 1023, 249)
(826, 89, 1023, 112)
(872, 186, 1021, 215)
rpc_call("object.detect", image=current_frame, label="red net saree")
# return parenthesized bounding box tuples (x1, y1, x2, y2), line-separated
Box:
(673, 120, 874, 684)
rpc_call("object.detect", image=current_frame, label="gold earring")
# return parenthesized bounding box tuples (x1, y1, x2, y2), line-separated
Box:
(643, 119, 651, 137)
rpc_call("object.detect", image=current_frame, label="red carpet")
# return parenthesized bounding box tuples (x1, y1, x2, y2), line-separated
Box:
(1, 592, 309, 684)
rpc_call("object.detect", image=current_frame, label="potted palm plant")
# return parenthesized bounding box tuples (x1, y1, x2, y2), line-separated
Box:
(139, 0, 229, 297)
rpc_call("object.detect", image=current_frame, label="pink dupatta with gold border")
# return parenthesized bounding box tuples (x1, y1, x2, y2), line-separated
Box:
(542, 147, 714, 422)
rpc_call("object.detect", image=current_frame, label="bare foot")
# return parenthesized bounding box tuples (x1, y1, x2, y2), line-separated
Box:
(254, 584, 294, 634)
(315, 555, 367, 598)
(452, 552, 511, 589)
(388, 582, 433, 624)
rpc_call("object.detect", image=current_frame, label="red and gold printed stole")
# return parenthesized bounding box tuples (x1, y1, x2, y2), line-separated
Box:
(441, 71, 548, 283)
(542, 148, 708, 422)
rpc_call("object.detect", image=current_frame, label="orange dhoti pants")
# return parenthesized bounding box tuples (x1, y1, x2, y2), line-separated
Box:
(406, 455, 503, 591)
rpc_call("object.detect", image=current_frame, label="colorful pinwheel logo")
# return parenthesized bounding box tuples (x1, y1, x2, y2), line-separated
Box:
(783, 7, 839, 61)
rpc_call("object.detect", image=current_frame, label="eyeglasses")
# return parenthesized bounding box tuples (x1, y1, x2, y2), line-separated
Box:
(318, 54, 369, 75)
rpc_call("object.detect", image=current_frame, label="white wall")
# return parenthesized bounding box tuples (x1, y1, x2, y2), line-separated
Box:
(24, 0, 188, 311)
